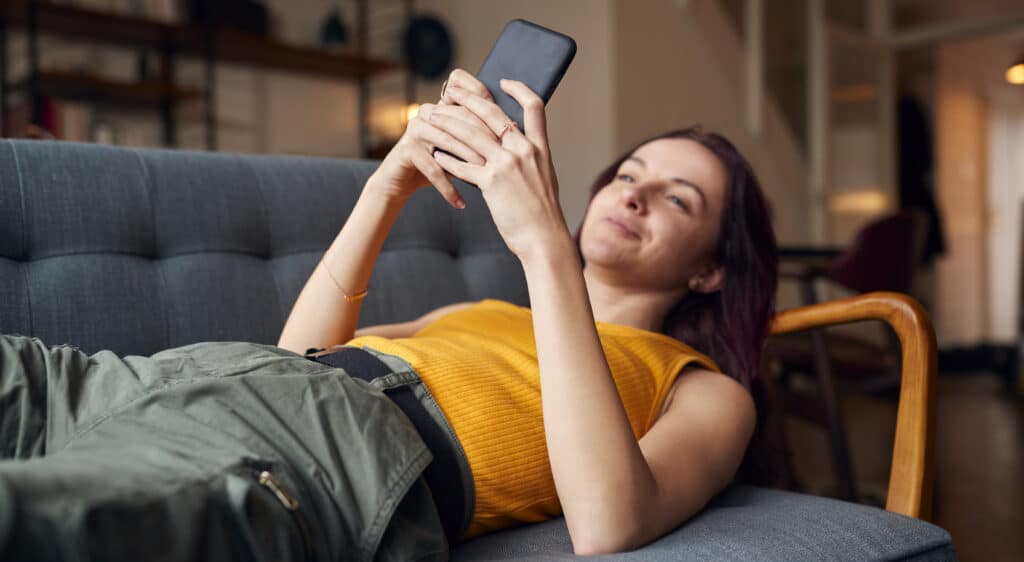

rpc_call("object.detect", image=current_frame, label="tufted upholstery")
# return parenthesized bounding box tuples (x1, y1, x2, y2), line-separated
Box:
(0, 139, 528, 356)
(0, 139, 956, 561)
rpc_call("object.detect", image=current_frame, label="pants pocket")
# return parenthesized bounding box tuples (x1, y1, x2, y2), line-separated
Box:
(0, 452, 315, 562)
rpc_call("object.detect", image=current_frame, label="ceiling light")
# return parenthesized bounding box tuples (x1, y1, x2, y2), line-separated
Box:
(1006, 57, 1024, 85)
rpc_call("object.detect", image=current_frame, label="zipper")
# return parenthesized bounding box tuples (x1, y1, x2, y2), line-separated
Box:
(258, 470, 299, 510)
(256, 469, 313, 562)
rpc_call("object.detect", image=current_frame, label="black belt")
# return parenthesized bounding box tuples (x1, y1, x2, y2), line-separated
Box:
(305, 346, 465, 543)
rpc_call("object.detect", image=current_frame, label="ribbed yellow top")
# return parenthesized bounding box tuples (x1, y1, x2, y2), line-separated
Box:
(346, 299, 718, 538)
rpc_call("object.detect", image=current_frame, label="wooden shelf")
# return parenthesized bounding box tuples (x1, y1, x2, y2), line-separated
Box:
(173, 27, 403, 80)
(10, 70, 203, 109)
(1, 0, 172, 49)
(1, 0, 404, 80)
(1, 0, 412, 153)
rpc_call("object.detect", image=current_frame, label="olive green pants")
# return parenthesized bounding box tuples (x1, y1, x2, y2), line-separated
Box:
(0, 334, 448, 562)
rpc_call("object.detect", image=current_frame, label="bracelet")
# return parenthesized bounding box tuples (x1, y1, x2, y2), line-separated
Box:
(320, 261, 369, 302)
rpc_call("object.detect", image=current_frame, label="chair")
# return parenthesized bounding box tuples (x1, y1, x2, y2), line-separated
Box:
(768, 291, 937, 520)
(766, 210, 928, 502)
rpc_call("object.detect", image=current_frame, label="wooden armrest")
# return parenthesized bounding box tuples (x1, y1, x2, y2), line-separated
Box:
(770, 291, 937, 521)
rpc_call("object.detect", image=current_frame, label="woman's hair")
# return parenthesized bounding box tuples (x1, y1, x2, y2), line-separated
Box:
(572, 125, 779, 389)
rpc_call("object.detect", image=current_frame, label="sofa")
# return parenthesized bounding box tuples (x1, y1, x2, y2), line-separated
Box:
(0, 139, 957, 561)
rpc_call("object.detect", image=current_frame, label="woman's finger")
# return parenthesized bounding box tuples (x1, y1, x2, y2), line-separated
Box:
(421, 104, 494, 155)
(429, 105, 504, 161)
(443, 86, 518, 144)
(498, 79, 548, 148)
(411, 111, 485, 165)
(441, 68, 494, 104)
(410, 147, 464, 209)
(433, 148, 484, 187)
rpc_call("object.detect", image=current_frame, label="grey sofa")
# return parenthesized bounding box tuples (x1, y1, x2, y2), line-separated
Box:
(0, 139, 957, 561)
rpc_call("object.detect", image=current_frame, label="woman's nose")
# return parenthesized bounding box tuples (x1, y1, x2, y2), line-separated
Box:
(620, 184, 648, 213)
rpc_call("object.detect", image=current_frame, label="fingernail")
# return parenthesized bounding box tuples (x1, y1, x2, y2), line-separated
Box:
(455, 198, 466, 209)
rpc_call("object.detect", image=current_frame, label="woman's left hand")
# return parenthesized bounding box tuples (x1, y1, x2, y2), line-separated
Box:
(423, 80, 569, 262)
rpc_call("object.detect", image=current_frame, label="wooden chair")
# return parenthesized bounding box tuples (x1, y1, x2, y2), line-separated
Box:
(768, 210, 928, 502)
(768, 291, 937, 520)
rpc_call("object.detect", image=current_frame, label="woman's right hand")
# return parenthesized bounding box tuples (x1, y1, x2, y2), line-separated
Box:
(368, 69, 496, 208)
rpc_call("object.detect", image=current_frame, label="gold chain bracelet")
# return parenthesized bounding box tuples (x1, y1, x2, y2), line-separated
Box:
(320, 261, 368, 302)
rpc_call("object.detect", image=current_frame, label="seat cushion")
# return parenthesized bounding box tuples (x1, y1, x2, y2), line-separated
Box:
(451, 485, 957, 561)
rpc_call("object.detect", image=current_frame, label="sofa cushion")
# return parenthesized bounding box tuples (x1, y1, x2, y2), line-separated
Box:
(451, 486, 956, 561)
(0, 140, 528, 356)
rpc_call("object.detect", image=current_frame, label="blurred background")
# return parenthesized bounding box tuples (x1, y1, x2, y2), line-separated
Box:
(0, 0, 1021, 560)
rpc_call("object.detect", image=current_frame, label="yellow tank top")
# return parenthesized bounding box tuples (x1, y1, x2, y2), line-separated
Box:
(345, 299, 718, 539)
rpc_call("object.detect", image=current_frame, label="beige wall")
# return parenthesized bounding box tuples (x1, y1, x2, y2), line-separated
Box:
(612, 0, 807, 246)
(934, 43, 990, 346)
(987, 102, 1024, 343)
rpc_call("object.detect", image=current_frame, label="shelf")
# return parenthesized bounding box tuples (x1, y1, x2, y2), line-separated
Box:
(1, 0, 172, 49)
(173, 27, 403, 80)
(10, 70, 203, 109)
(1, 0, 404, 80)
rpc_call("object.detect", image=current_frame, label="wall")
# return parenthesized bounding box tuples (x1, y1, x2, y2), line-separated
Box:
(987, 102, 1024, 344)
(612, 0, 808, 246)
(934, 42, 990, 346)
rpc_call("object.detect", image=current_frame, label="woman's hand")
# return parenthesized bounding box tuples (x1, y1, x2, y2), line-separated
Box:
(368, 69, 496, 208)
(427, 80, 568, 262)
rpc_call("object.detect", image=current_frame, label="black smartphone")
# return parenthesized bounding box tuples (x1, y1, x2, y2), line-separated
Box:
(475, 19, 577, 131)
(435, 19, 576, 161)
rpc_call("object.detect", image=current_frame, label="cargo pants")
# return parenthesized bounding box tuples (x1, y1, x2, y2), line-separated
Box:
(0, 334, 449, 562)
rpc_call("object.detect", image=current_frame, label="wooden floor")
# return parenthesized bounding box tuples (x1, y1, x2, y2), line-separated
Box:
(785, 372, 1023, 562)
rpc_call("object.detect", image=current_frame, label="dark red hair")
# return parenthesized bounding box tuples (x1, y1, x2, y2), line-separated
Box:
(572, 126, 779, 389)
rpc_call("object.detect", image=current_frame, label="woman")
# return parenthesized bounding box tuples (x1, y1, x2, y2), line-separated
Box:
(279, 69, 778, 554)
(0, 69, 776, 561)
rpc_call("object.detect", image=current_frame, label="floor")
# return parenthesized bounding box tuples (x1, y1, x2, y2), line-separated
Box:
(784, 372, 1023, 562)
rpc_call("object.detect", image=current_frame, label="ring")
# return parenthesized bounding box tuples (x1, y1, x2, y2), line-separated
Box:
(497, 119, 517, 140)
(439, 79, 449, 102)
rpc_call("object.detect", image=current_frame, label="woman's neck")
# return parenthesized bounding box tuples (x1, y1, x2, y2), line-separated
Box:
(583, 268, 686, 332)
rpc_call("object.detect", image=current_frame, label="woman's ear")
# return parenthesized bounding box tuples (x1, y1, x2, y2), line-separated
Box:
(689, 265, 725, 294)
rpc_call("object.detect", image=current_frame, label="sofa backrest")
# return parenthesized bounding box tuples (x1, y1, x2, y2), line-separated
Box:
(0, 140, 528, 356)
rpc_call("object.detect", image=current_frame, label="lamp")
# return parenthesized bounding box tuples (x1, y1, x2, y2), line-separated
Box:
(1006, 55, 1024, 85)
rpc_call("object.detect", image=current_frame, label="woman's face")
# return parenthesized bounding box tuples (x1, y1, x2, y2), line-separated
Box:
(579, 137, 728, 291)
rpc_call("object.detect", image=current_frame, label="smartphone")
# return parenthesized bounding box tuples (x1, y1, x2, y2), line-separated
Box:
(475, 19, 577, 131)
(435, 19, 576, 161)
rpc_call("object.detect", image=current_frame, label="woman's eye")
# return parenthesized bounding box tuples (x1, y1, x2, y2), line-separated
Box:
(616, 174, 634, 183)
(669, 195, 689, 211)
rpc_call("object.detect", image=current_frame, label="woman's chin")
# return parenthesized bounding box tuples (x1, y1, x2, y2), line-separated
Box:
(580, 243, 637, 269)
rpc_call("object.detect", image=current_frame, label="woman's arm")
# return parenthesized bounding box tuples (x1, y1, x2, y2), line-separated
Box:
(523, 241, 755, 555)
(278, 69, 499, 354)
(521, 239, 660, 551)
(277, 175, 406, 354)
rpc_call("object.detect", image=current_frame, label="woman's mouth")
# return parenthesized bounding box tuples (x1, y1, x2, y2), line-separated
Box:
(604, 217, 640, 239)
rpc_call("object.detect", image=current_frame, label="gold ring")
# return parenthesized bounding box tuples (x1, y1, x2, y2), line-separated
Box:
(498, 119, 517, 140)
(440, 79, 449, 102)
